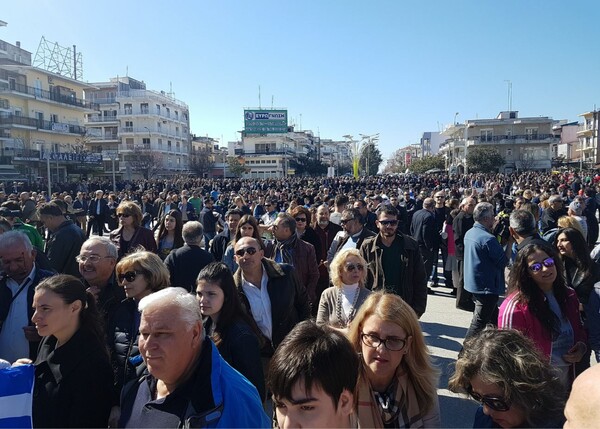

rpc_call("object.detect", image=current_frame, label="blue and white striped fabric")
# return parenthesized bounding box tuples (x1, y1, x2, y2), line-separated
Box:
(0, 364, 34, 429)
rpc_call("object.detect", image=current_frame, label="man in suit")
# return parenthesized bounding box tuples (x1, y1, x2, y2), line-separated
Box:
(0, 231, 54, 362)
(327, 208, 376, 263)
(410, 197, 437, 292)
(164, 221, 214, 292)
(87, 190, 110, 237)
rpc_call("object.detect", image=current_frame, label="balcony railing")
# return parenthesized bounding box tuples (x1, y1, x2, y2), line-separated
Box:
(0, 99, 9, 109)
(470, 134, 555, 144)
(89, 133, 119, 141)
(0, 114, 86, 135)
(0, 81, 99, 110)
(86, 115, 118, 123)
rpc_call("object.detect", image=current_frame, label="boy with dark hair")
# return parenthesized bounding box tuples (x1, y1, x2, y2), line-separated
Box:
(269, 320, 358, 428)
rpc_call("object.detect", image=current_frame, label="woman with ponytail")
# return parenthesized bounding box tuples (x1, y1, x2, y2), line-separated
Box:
(14, 274, 113, 428)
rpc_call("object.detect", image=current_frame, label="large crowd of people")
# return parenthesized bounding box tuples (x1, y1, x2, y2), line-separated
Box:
(2, 169, 600, 428)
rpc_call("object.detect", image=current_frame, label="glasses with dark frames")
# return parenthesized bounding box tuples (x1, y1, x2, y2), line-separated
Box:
(360, 333, 407, 351)
(117, 213, 131, 218)
(345, 263, 365, 272)
(294, 217, 307, 222)
(466, 385, 511, 412)
(235, 247, 258, 257)
(378, 220, 398, 226)
(118, 271, 142, 282)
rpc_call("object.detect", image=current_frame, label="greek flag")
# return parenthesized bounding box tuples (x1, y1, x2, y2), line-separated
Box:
(0, 364, 34, 429)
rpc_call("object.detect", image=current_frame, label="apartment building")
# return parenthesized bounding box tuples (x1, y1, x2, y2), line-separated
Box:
(0, 40, 100, 183)
(441, 111, 557, 174)
(85, 76, 191, 179)
(577, 110, 599, 166)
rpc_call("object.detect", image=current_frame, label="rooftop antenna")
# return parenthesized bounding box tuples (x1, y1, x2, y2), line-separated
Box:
(271, 95, 274, 110)
(126, 65, 128, 77)
(258, 85, 261, 109)
(504, 80, 512, 111)
(299, 113, 302, 131)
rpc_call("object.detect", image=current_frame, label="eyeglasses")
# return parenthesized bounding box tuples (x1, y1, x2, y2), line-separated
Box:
(435, 196, 445, 199)
(117, 213, 131, 218)
(118, 271, 142, 282)
(361, 333, 407, 351)
(378, 220, 398, 226)
(235, 246, 258, 257)
(294, 217, 307, 223)
(528, 257, 555, 273)
(75, 254, 114, 264)
(467, 385, 511, 412)
(340, 218, 355, 225)
(345, 263, 365, 272)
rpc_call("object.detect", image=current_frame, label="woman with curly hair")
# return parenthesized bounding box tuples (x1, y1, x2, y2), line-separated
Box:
(499, 242, 587, 386)
(347, 292, 440, 428)
(449, 327, 567, 428)
(155, 209, 184, 260)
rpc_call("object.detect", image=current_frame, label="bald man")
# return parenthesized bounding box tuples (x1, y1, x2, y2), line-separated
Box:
(564, 364, 600, 429)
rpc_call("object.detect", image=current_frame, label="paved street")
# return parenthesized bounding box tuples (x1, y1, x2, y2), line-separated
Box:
(420, 287, 479, 428)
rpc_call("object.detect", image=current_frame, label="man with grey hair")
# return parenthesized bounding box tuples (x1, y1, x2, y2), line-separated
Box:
(0, 231, 54, 362)
(463, 202, 512, 339)
(77, 236, 121, 327)
(509, 209, 546, 252)
(164, 221, 214, 292)
(119, 287, 269, 428)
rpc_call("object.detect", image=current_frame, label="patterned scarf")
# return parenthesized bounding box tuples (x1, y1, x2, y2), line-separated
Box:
(274, 234, 297, 266)
(356, 367, 429, 428)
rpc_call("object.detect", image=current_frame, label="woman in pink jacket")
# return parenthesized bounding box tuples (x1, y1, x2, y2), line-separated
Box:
(499, 243, 587, 387)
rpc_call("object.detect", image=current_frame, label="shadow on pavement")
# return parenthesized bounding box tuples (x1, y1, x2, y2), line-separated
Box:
(421, 321, 467, 353)
(438, 394, 478, 428)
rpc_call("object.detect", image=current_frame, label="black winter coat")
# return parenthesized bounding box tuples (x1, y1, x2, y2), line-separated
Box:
(33, 328, 113, 428)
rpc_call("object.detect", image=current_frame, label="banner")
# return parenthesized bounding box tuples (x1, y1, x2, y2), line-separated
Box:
(0, 364, 34, 429)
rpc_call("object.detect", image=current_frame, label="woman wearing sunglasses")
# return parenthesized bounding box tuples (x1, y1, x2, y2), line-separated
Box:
(155, 209, 184, 260)
(317, 248, 371, 331)
(449, 327, 566, 428)
(347, 292, 440, 428)
(107, 250, 170, 426)
(109, 201, 157, 260)
(290, 205, 320, 258)
(499, 243, 587, 387)
(196, 262, 265, 401)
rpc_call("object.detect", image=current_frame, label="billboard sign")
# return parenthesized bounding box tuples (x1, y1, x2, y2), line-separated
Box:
(244, 110, 288, 134)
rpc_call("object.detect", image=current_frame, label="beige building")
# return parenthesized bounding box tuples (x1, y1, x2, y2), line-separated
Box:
(441, 111, 558, 174)
(85, 76, 191, 180)
(0, 47, 100, 184)
(577, 110, 599, 166)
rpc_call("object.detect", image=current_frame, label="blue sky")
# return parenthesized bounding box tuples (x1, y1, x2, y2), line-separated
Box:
(3, 1, 600, 159)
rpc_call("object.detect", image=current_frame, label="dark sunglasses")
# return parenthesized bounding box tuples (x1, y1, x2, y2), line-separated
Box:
(340, 218, 355, 225)
(467, 386, 511, 412)
(345, 263, 365, 272)
(235, 246, 258, 257)
(118, 271, 142, 282)
(117, 213, 131, 218)
(294, 217, 307, 222)
(528, 257, 555, 273)
(378, 220, 398, 226)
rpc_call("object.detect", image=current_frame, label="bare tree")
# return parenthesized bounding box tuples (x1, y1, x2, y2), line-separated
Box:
(189, 149, 214, 178)
(128, 146, 163, 179)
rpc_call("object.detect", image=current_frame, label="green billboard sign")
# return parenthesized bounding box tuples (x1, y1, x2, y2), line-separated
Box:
(244, 110, 288, 134)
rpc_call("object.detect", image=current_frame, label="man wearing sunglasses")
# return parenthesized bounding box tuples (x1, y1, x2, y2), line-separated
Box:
(360, 205, 428, 318)
(327, 208, 375, 264)
(233, 236, 310, 359)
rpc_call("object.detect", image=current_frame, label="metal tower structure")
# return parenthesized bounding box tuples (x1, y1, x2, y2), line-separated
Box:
(33, 36, 83, 80)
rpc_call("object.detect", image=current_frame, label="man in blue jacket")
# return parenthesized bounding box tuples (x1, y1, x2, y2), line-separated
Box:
(119, 287, 269, 428)
(463, 202, 512, 339)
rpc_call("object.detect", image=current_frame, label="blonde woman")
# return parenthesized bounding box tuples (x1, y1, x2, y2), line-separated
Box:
(316, 248, 371, 330)
(348, 292, 440, 428)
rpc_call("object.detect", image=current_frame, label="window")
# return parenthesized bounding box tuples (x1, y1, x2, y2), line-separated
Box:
(140, 103, 149, 114)
(125, 138, 134, 150)
(158, 138, 162, 148)
(167, 140, 172, 151)
(166, 107, 170, 118)
(175, 111, 179, 120)
(124, 121, 133, 132)
(50, 114, 58, 123)
(142, 138, 150, 146)
(525, 128, 538, 139)
(480, 129, 493, 142)
(157, 121, 162, 131)
(156, 104, 161, 115)
(124, 104, 132, 114)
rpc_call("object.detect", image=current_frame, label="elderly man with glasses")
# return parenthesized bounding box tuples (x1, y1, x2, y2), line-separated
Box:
(360, 205, 428, 318)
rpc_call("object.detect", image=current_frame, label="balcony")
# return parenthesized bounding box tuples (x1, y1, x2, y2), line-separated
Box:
(0, 82, 99, 110)
(469, 134, 555, 145)
(0, 98, 9, 110)
(0, 114, 86, 135)
(89, 132, 119, 141)
(86, 115, 119, 123)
